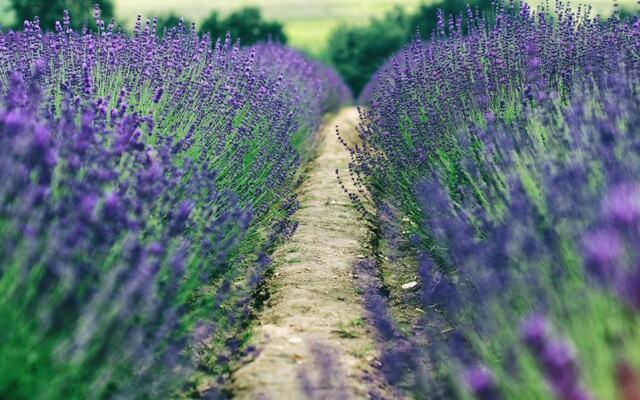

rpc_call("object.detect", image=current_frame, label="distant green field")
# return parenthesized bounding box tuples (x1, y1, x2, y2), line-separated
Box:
(0, 0, 15, 27)
(1, 0, 637, 55)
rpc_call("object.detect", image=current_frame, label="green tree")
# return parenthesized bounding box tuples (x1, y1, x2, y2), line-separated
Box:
(199, 7, 287, 45)
(327, 7, 408, 97)
(154, 13, 194, 36)
(10, 0, 114, 30)
(199, 11, 220, 39)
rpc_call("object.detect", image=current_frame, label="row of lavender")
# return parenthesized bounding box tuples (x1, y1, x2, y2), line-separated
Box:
(349, 1, 640, 398)
(0, 9, 350, 399)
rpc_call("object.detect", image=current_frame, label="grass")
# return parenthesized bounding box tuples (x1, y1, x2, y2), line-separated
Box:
(333, 317, 365, 338)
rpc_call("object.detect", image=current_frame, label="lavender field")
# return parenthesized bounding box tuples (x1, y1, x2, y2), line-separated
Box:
(1, 1, 640, 399)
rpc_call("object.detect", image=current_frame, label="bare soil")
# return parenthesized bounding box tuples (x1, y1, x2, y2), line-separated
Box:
(227, 107, 391, 399)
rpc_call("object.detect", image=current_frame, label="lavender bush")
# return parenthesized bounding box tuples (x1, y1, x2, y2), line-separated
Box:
(0, 7, 349, 399)
(349, 1, 640, 398)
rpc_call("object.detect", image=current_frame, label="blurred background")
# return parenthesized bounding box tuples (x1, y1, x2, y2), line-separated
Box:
(0, 0, 633, 96)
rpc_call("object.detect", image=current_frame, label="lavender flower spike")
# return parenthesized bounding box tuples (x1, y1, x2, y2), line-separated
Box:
(464, 365, 502, 400)
(522, 315, 593, 400)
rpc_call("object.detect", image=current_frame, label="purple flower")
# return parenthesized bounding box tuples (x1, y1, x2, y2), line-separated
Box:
(583, 228, 623, 283)
(80, 193, 98, 220)
(619, 269, 640, 310)
(152, 87, 164, 103)
(522, 314, 549, 353)
(603, 183, 640, 226)
(0, 11, 349, 398)
(103, 190, 118, 213)
(522, 315, 593, 400)
(464, 365, 502, 400)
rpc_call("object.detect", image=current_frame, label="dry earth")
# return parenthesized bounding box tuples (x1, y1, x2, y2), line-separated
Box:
(227, 107, 391, 399)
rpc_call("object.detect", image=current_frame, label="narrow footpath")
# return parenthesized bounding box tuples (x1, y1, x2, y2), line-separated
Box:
(228, 108, 389, 399)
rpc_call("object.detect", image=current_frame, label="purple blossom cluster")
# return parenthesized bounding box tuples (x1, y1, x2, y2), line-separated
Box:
(409, 73, 640, 398)
(0, 7, 349, 399)
(521, 315, 592, 400)
(463, 365, 501, 400)
(584, 182, 640, 311)
(248, 42, 353, 158)
(347, 1, 640, 398)
(352, 0, 640, 216)
(1, 71, 223, 398)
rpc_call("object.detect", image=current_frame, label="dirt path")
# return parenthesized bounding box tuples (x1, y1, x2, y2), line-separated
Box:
(227, 107, 389, 399)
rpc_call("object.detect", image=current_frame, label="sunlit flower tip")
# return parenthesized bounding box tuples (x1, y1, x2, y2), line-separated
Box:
(464, 365, 500, 400)
(521, 314, 549, 351)
(540, 339, 574, 372)
(80, 194, 98, 220)
(583, 228, 623, 280)
(147, 242, 163, 256)
(31, 124, 50, 147)
(528, 57, 541, 69)
(604, 183, 640, 226)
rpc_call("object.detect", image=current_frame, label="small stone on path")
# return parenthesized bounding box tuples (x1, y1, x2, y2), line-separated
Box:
(401, 281, 418, 290)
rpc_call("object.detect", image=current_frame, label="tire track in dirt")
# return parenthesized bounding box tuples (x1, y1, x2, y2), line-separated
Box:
(227, 107, 390, 399)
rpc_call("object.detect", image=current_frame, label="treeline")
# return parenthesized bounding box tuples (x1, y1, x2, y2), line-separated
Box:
(156, 7, 287, 45)
(4, 0, 286, 45)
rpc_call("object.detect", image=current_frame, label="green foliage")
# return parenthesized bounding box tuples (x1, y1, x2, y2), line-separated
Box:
(9, 0, 114, 29)
(327, 7, 408, 97)
(201, 7, 287, 45)
(153, 7, 286, 45)
(0, 0, 16, 27)
(154, 13, 194, 36)
(199, 11, 220, 38)
(326, 0, 494, 97)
